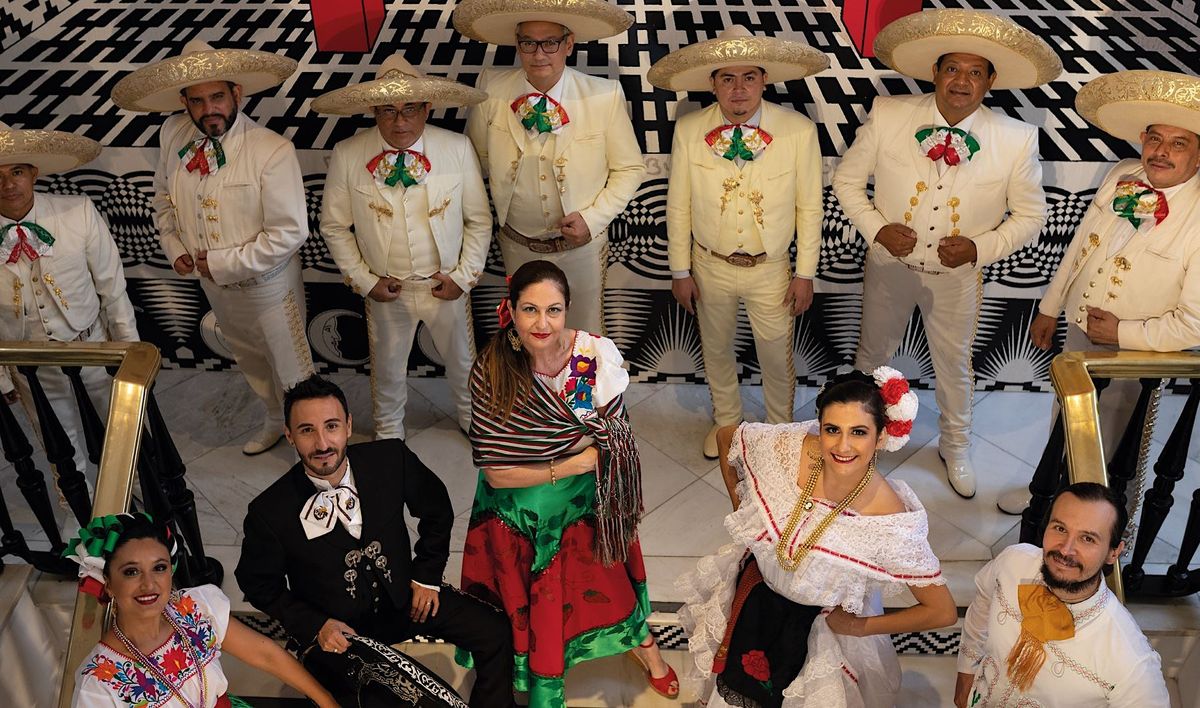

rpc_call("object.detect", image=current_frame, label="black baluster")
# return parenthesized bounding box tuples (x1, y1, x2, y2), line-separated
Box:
(1124, 379, 1200, 594)
(17, 366, 90, 526)
(1165, 488, 1200, 596)
(1106, 379, 1159, 506)
(62, 366, 106, 466)
(1021, 411, 1068, 544)
(0, 389, 65, 549)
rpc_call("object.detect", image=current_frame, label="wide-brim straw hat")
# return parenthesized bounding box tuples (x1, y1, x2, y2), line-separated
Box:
(452, 0, 632, 46)
(111, 39, 297, 112)
(1076, 70, 1200, 143)
(873, 9, 1061, 90)
(647, 26, 829, 92)
(0, 121, 101, 175)
(310, 55, 486, 115)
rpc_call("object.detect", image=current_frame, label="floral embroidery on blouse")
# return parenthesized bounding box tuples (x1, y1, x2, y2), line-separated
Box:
(561, 342, 598, 413)
(80, 590, 220, 706)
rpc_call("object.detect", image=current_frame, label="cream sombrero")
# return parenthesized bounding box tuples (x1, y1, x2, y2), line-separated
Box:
(874, 9, 1061, 90)
(1076, 70, 1200, 143)
(111, 39, 298, 113)
(0, 122, 101, 175)
(452, 0, 632, 46)
(310, 55, 486, 115)
(646, 26, 829, 92)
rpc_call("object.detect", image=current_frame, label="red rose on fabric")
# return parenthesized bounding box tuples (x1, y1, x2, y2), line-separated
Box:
(886, 419, 913, 437)
(880, 377, 909, 405)
(741, 649, 771, 681)
(161, 645, 190, 676)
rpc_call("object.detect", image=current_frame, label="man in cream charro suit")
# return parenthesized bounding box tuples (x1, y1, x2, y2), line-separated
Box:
(112, 40, 315, 456)
(454, 0, 645, 333)
(833, 10, 1059, 498)
(998, 70, 1200, 516)
(314, 55, 491, 440)
(649, 27, 829, 459)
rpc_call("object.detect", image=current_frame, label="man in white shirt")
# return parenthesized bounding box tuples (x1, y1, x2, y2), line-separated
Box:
(112, 40, 315, 455)
(956, 482, 1169, 707)
(315, 54, 491, 440)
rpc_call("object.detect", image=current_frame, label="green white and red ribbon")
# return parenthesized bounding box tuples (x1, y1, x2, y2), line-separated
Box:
(0, 221, 54, 263)
(705, 123, 772, 162)
(1112, 179, 1169, 228)
(510, 93, 569, 135)
(178, 135, 226, 175)
(366, 149, 431, 188)
(915, 127, 980, 167)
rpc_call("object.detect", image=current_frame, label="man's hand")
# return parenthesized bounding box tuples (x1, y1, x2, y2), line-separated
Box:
(430, 272, 464, 301)
(173, 254, 195, 276)
(937, 236, 978, 269)
(368, 277, 403, 303)
(409, 582, 440, 623)
(875, 223, 917, 258)
(824, 607, 866, 637)
(317, 618, 357, 653)
(954, 672, 976, 708)
(672, 276, 701, 315)
(1029, 312, 1058, 351)
(195, 250, 213, 280)
(558, 211, 591, 247)
(1086, 307, 1120, 345)
(784, 277, 813, 316)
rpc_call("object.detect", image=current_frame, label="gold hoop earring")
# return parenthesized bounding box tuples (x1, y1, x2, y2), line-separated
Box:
(868, 453, 877, 475)
(507, 328, 522, 351)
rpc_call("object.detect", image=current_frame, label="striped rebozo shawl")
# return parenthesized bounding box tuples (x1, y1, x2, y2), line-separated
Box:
(468, 364, 644, 566)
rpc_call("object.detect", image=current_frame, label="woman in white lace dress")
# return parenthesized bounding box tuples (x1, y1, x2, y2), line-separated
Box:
(678, 369, 957, 707)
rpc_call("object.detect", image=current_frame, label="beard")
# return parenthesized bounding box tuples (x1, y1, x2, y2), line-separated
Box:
(192, 104, 239, 138)
(303, 447, 347, 478)
(1041, 552, 1104, 596)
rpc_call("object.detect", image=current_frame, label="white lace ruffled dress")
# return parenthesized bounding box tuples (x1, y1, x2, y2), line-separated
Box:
(677, 421, 945, 707)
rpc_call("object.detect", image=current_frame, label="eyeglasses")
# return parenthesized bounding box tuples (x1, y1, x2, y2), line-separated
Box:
(516, 35, 569, 54)
(375, 104, 426, 121)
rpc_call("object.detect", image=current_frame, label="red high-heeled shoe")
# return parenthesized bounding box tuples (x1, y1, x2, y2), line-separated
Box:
(628, 635, 680, 699)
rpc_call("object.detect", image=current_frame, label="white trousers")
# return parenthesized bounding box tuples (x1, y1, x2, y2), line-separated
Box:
(366, 281, 474, 440)
(856, 248, 982, 456)
(692, 246, 795, 426)
(199, 255, 314, 427)
(498, 229, 607, 334)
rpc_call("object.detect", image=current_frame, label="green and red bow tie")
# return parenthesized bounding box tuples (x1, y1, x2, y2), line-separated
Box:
(705, 123, 772, 162)
(178, 135, 226, 175)
(0, 221, 54, 263)
(915, 127, 980, 166)
(511, 93, 570, 135)
(1112, 179, 1169, 228)
(366, 149, 431, 188)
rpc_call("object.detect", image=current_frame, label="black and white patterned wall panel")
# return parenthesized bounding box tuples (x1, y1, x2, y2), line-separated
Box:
(1, 0, 1196, 391)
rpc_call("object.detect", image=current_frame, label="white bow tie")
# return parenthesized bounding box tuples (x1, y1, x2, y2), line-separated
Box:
(300, 485, 362, 540)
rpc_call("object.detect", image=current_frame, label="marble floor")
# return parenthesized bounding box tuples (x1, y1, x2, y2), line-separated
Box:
(4, 369, 1200, 705)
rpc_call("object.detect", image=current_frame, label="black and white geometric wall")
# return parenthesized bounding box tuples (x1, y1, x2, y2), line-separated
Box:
(1, 0, 1196, 392)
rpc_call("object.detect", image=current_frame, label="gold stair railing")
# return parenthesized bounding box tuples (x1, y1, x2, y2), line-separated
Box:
(1050, 349, 1200, 603)
(0, 341, 161, 708)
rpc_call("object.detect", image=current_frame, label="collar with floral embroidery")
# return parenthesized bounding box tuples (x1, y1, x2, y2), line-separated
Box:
(706, 123, 772, 162)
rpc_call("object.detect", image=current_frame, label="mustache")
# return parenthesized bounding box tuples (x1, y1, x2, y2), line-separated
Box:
(1046, 550, 1081, 568)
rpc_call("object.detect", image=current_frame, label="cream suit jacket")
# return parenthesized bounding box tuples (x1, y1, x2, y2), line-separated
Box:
(319, 124, 492, 297)
(0, 193, 138, 343)
(153, 112, 308, 286)
(832, 94, 1045, 269)
(1040, 159, 1200, 352)
(666, 101, 823, 276)
(465, 66, 645, 236)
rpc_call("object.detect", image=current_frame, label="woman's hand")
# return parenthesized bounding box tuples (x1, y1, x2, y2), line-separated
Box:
(825, 607, 866, 637)
(566, 446, 599, 476)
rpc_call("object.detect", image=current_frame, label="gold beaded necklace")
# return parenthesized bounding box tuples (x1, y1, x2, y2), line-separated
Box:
(774, 449, 875, 573)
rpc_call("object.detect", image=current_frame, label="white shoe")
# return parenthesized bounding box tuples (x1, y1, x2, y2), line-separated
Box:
(997, 488, 1031, 516)
(703, 424, 721, 460)
(939, 451, 976, 499)
(242, 422, 283, 456)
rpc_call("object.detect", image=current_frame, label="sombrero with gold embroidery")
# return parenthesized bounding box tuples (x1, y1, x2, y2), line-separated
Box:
(0, 121, 101, 175)
(452, 0, 632, 46)
(1076, 70, 1200, 143)
(873, 9, 1061, 90)
(646, 26, 829, 92)
(111, 39, 298, 113)
(311, 55, 486, 115)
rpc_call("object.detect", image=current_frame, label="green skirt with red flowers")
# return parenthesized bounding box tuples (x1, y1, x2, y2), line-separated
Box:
(458, 470, 651, 706)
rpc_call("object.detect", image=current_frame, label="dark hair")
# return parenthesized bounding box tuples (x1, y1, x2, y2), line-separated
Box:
(475, 260, 571, 419)
(1051, 482, 1127, 551)
(935, 53, 996, 77)
(815, 370, 886, 432)
(283, 374, 350, 428)
(710, 66, 767, 79)
(102, 513, 174, 579)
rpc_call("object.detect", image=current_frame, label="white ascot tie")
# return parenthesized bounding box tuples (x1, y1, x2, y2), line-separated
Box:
(300, 484, 362, 540)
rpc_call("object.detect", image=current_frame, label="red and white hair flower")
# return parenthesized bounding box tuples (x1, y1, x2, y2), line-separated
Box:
(872, 366, 918, 452)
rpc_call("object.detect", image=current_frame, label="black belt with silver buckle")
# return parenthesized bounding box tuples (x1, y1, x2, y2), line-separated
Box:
(500, 224, 591, 253)
(697, 244, 767, 268)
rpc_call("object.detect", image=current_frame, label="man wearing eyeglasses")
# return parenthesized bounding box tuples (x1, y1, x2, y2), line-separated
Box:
(314, 55, 490, 441)
(454, 0, 644, 333)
